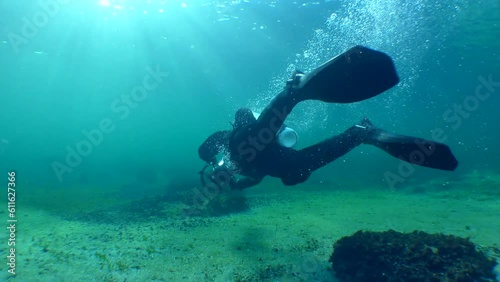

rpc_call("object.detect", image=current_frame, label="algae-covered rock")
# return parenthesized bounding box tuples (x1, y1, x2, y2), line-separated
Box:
(329, 230, 497, 282)
(201, 190, 249, 217)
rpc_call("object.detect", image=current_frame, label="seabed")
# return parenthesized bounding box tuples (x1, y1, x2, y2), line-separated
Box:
(2, 170, 499, 281)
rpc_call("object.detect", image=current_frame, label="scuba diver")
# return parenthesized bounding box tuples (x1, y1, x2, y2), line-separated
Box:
(198, 46, 458, 190)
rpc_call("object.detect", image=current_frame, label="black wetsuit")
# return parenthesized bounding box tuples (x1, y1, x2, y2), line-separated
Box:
(198, 83, 368, 189)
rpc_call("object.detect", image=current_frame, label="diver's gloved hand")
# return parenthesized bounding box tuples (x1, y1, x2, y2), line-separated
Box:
(345, 117, 379, 144)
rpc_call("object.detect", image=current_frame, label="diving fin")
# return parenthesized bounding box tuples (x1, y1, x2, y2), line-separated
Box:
(297, 45, 399, 103)
(369, 130, 458, 171)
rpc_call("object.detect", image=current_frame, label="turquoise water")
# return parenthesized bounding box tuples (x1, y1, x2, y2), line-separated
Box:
(1, 0, 499, 188)
(0, 0, 499, 280)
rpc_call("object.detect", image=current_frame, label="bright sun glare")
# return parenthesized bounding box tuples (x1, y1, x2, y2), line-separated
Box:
(98, 0, 111, 6)
(97, 0, 188, 14)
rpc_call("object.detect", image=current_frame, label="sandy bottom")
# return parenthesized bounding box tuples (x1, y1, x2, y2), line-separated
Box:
(1, 171, 499, 281)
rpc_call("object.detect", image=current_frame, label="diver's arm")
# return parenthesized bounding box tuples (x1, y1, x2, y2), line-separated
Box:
(198, 130, 230, 164)
(230, 176, 263, 190)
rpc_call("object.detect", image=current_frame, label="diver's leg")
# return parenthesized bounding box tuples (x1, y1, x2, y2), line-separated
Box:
(253, 71, 305, 140)
(299, 125, 368, 171)
(297, 118, 459, 172)
(279, 121, 371, 185)
(301, 118, 459, 171)
(279, 118, 458, 186)
(253, 46, 399, 144)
